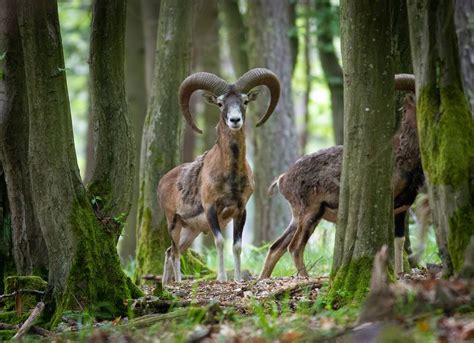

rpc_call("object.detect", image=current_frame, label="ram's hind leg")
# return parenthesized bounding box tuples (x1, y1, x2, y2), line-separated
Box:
(394, 211, 407, 275)
(288, 207, 324, 277)
(162, 247, 175, 284)
(259, 219, 298, 279)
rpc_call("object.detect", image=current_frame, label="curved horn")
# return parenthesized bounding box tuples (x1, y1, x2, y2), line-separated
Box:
(234, 68, 281, 127)
(179, 72, 229, 133)
(394, 74, 415, 92)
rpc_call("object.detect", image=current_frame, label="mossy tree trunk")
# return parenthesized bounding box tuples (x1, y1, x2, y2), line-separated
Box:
(135, 0, 193, 281)
(408, 0, 474, 275)
(314, 0, 344, 146)
(2, 0, 140, 324)
(328, 0, 395, 306)
(119, 0, 148, 261)
(0, 0, 48, 277)
(248, 0, 299, 245)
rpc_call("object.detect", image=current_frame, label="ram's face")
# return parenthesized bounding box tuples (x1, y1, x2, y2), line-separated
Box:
(203, 90, 260, 131)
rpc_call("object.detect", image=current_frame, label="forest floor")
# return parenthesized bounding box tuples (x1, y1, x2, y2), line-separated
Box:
(1, 268, 472, 342)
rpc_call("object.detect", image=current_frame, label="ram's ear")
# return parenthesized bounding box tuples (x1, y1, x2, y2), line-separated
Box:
(202, 92, 218, 106)
(246, 89, 260, 103)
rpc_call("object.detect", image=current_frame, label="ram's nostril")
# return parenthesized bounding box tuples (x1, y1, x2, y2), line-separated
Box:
(230, 117, 241, 124)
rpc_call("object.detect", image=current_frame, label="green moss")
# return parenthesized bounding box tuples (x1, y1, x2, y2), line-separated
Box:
(448, 204, 474, 272)
(134, 208, 170, 283)
(4, 276, 47, 311)
(324, 256, 373, 307)
(0, 329, 16, 340)
(417, 85, 474, 187)
(0, 311, 29, 324)
(50, 194, 140, 327)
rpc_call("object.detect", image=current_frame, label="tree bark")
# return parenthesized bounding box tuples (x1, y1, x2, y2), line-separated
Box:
(455, 1, 474, 115)
(141, 0, 160, 97)
(135, 0, 193, 280)
(193, 0, 221, 152)
(328, 0, 395, 305)
(88, 0, 134, 232)
(314, 0, 344, 146)
(300, 0, 312, 152)
(10, 0, 138, 324)
(408, 0, 474, 274)
(119, 0, 148, 260)
(248, 0, 298, 245)
(0, 0, 48, 277)
(219, 0, 249, 78)
(0, 166, 14, 292)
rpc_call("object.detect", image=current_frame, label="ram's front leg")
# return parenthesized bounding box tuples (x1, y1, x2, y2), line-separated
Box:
(207, 205, 227, 281)
(233, 210, 246, 281)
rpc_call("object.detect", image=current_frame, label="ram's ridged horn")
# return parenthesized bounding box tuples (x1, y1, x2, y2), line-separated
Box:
(179, 72, 229, 134)
(395, 74, 415, 92)
(234, 68, 281, 127)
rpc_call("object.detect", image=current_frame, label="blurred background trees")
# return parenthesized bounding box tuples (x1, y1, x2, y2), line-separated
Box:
(57, 0, 343, 263)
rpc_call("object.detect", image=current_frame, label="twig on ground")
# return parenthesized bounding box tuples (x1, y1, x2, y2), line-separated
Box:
(12, 302, 45, 340)
(30, 325, 54, 337)
(0, 289, 45, 302)
(0, 323, 19, 330)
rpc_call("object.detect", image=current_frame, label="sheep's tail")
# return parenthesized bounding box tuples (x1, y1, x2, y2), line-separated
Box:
(267, 173, 284, 195)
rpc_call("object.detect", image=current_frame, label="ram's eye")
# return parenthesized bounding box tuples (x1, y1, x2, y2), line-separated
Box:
(243, 100, 249, 106)
(217, 102, 223, 108)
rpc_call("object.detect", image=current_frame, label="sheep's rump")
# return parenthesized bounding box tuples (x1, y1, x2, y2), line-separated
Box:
(279, 146, 343, 207)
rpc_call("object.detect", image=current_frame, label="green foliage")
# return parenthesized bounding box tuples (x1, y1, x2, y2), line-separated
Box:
(0, 329, 16, 340)
(0, 311, 29, 324)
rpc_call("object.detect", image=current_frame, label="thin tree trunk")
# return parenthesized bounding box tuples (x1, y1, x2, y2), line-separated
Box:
(0, 165, 15, 292)
(119, 0, 148, 260)
(193, 0, 221, 152)
(88, 0, 134, 229)
(141, 0, 160, 97)
(248, 0, 298, 245)
(219, 0, 249, 78)
(300, 0, 312, 153)
(314, 0, 344, 146)
(135, 0, 193, 280)
(328, 0, 395, 305)
(455, 1, 474, 115)
(0, 0, 48, 277)
(408, 0, 474, 275)
(10, 0, 138, 324)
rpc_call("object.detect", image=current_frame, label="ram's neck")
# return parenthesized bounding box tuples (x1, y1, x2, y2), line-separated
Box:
(216, 121, 247, 170)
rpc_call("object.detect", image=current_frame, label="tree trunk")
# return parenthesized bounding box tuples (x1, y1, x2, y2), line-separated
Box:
(314, 0, 344, 146)
(455, 1, 474, 115)
(219, 0, 249, 78)
(9, 0, 138, 324)
(248, 0, 298, 245)
(408, 0, 474, 274)
(88, 0, 134, 230)
(328, 0, 395, 305)
(0, 0, 48, 277)
(135, 0, 193, 280)
(141, 0, 160, 97)
(119, 0, 148, 260)
(193, 0, 221, 152)
(0, 166, 14, 292)
(300, 0, 312, 152)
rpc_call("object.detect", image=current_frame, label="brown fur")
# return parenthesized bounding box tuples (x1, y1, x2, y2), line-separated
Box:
(159, 92, 257, 284)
